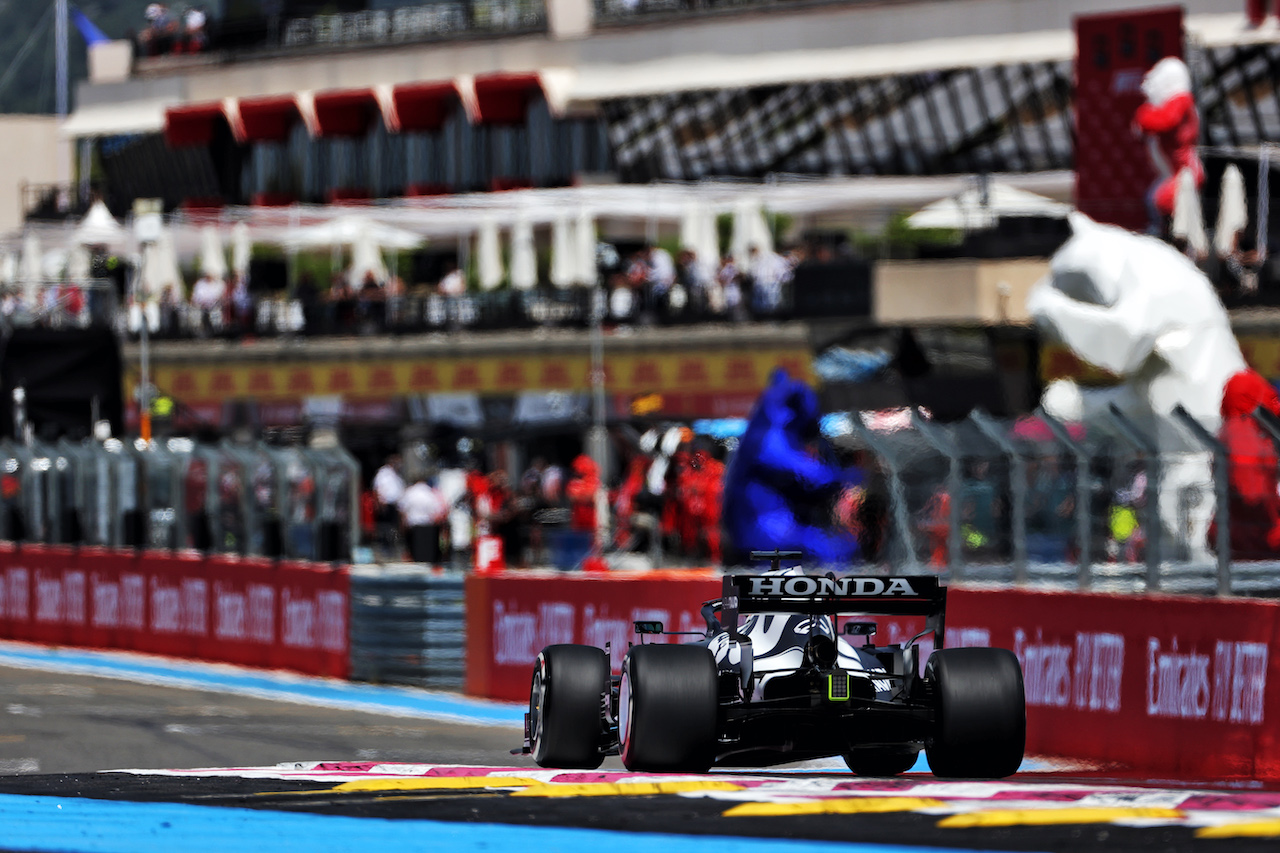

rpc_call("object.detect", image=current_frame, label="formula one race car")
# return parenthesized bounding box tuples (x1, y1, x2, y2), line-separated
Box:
(520, 552, 1025, 778)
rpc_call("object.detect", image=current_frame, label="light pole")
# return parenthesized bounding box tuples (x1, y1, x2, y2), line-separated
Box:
(132, 200, 163, 442)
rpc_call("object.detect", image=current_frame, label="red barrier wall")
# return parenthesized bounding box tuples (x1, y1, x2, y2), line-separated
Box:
(947, 586, 1280, 783)
(466, 570, 723, 700)
(465, 572, 1280, 782)
(0, 545, 348, 679)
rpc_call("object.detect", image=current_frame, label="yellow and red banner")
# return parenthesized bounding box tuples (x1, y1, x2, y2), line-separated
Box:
(135, 348, 813, 406)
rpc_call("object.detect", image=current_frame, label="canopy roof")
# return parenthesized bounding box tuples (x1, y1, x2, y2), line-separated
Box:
(1, 171, 1073, 259)
(906, 181, 1073, 231)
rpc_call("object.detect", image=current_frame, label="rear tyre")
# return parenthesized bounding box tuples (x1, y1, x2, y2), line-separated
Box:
(529, 644, 609, 769)
(843, 747, 920, 777)
(924, 647, 1025, 779)
(619, 643, 718, 772)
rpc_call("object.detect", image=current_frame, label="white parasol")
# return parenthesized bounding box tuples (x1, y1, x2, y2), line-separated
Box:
(680, 200, 721, 280)
(1214, 164, 1248, 259)
(476, 217, 504, 292)
(572, 210, 596, 287)
(282, 213, 422, 252)
(199, 225, 228, 281)
(141, 228, 184, 302)
(907, 181, 1072, 231)
(509, 215, 538, 291)
(730, 200, 773, 268)
(1171, 168, 1208, 258)
(550, 215, 574, 289)
(231, 222, 252, 278)
(74, 200, 129, 249)
(349, 219, 389, 286)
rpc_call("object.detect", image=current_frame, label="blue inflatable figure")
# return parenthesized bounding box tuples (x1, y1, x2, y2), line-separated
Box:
(722, 368, 861, 566)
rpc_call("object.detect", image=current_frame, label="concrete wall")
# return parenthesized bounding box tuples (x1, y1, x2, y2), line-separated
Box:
(874, 258, 1048, 326)
(0, 117, 66, 235)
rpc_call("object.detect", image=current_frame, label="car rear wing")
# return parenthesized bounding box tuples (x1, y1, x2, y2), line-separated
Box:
(722, 573, 945, 617)
(719, 551, 947, 645)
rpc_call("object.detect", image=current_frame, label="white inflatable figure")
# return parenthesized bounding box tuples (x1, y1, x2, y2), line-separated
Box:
(1027, 212, 1244, 563)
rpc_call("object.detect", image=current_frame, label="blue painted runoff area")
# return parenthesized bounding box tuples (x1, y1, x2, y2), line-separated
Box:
(0, 794, 1030, 853)
(0, 642, 525, 728)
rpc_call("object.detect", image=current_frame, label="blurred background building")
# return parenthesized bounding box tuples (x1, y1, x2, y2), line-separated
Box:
(0, 0, 1278, 568)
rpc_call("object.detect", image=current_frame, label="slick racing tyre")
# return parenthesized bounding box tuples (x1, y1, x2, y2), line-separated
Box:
(529, 644, 609, 769)
(619, 643, 718, 773)
(924, 647, 1025, 779)
(843, 747, 920, 777)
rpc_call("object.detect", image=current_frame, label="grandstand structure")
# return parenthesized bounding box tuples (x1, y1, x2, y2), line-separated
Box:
(52, 0, 1265, 209)
(26, 0, 1280, 464)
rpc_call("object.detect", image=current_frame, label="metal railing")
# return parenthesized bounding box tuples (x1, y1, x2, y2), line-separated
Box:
(594, 0, 904, 25)
(348, 566, 466, 689)
(0, 436, 359, 562)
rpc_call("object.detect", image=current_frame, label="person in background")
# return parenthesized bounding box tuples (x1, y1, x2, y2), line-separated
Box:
(645, 243, 676, 320)
(190, 270, 225, 336)
(182, 6, 208, 52)
(566, 455, 600, 534)
(747, 244, 793, 317)
(438, 262, 466, 297)
(435, 463, 472, 569)
(371, 453, 405, 559)
(399, 473, 446, 564)
(719, 254, 745, 322)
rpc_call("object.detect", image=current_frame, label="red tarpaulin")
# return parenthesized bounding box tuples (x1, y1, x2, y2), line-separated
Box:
(473, 73, 542, 125)
(392, 81, 461, 133)
(238, 95, 302, 143)
(313, 89, 379, 138)
(164, 102, 226, 147)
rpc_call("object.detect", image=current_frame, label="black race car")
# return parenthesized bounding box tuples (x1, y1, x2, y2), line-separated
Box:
(520, 552, 1025, 778)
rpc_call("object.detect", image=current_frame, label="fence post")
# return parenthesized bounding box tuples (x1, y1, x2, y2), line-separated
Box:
(1172, 405, 1230, 596)
(848, 415, 921, 572)
(1106, 404, 1162, 592)
(1039, 412, 1092, 589)
(912, 410, 963, 580)
(969, 410, 1027, 584)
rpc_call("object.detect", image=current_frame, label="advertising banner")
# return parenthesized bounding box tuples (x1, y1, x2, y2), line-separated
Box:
(143, 348, 814, 408)
(0, 545, 348, 679)
(465, 570, 723, 701)
(948, 587, 1280, 782)
(271, 560, 351, 679)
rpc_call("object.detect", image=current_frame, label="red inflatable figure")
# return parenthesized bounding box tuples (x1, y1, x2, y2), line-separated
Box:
(1248, 0, 1277, 27)
(1134, 57, 1203, 226)
(1218, 368, 1280, 558)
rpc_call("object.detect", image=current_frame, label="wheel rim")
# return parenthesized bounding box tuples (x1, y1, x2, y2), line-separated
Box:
(618, 667, 633, 762)
(529, 656, 546, 757)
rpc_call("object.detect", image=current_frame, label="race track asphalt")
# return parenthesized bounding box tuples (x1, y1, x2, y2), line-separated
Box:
(0, 642, 1277, 853)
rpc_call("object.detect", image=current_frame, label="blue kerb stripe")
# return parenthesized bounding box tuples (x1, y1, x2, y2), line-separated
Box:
(0, 793, 1027, 853)
(0, 643, 525, 728)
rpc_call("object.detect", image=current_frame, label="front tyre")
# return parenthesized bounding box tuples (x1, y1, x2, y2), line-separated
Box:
(619, 643, 718, 773)
(529, 644, 609, 769)
(925, 647, 1025, 779)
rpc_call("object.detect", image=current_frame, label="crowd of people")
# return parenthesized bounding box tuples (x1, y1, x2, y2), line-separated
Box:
(137, 3, 209, 56)
(604, 243, 800, 325)
(362, 428, 728, 570)
(107, 238, 810, 340)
